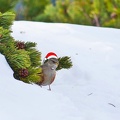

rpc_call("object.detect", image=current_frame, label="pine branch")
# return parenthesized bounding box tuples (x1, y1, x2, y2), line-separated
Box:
(28, 48, 42, 67)
(0, 12, 15, 29)
(57, 56, 73, 70)
(25, 42, 37, 49)
(6, 50, 31, 71)
(14, 67, 42, 83)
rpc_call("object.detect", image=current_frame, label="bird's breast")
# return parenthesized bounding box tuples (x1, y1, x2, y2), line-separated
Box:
(41, 67, 56, 86)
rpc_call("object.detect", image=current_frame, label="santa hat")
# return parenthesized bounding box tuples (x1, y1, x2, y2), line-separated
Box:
(44, 52, 58, 60)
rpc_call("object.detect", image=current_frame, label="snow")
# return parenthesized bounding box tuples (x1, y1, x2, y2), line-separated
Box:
(1, 21, 120, 120)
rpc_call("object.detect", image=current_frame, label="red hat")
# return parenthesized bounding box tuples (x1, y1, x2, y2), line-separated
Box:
(45, 52, 58, 60)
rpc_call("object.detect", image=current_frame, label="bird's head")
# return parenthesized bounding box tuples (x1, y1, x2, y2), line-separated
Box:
(47, 58, 59, 69)
(43, 52, 59, 69)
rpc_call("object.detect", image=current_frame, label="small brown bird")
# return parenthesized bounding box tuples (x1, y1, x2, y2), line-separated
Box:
(38, 52, 59, 90)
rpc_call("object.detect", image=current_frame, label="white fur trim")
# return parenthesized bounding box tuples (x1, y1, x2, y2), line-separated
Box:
(46, 55, 58, 59)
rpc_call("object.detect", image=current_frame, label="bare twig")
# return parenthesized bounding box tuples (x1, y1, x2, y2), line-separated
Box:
(108, 103, 116, 107)
(88, 93, 93, 96)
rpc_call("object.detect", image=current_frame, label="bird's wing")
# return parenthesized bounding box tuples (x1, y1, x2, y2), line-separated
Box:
(50, 73, 56, 84)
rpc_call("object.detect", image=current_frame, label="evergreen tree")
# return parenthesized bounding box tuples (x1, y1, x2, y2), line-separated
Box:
(38, 0, 120, 28)
(23, 0, 50, 20)
(0, 0, 17, 13)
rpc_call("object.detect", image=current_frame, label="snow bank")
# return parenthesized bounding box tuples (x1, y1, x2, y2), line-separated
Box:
(0, 21, 120, 120)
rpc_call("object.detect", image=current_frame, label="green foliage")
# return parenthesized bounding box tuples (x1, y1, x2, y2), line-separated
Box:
(23, 0, 50, 20)
(0, 12, 15, 55)
(0, 0, 17, 13)
(37, 0, 71, 23)
(19, 67, 42, 83)
(57, 56, 73, 70)
(0, 0, 120, 28)
(68, 0, 92, 25)
(37, 0, 120, 28)
(90, 0, 120, 27)
(0, 12, 15, 29)
(15, 41, 42, 67)
(0, 11, 42, 84)
(34, 13, 53, 22)
(37, 0, 93, 24)
(6, 50, 31, 71)
(27, 48, 42, 67)
(25, 42, 37, 49)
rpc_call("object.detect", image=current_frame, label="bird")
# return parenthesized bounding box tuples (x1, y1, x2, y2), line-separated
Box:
(37, 52, 59, 91)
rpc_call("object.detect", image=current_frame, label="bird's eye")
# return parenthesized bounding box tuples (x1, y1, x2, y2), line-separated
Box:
(52, 61, 56, 63)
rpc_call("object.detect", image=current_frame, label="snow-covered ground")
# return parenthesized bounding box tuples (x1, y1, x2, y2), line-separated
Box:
(0, 21, 120, 120)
